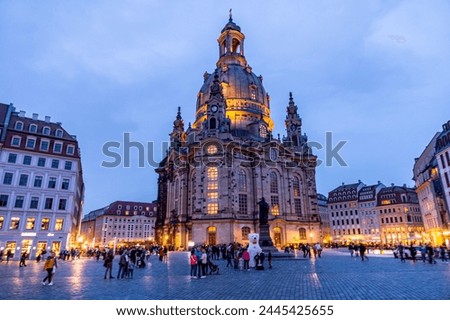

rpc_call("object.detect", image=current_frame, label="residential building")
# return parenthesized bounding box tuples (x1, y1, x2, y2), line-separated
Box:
(414, 131, 449, 245)
(377, 185, 424, 245)
(358, 182, 385, 244)
(0, 103, 84, 259)
(80, 200, 157, 249)
(434, 119, 450, 244)
(328, 181, 365, 244)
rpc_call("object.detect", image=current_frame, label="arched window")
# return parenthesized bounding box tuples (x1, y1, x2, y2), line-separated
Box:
(207, 226, 217, 245)
(15, 121, 23, 130)
(260, 124, 267, 138)
(238, 170, 247, 192)
(207, 166, 219, 214)
(299, 228, 307, 240)
(293, 177, 300, 197)
(242, 227, 250, 240)
(29, 124, 37, 133)
(231, 38, 240, 53)
(269, 172, 278, 193)
(210, 118, 216, 129)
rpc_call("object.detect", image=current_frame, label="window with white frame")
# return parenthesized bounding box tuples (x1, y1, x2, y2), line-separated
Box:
(26, 138, 36, 149)
(11, 136, 21, 146)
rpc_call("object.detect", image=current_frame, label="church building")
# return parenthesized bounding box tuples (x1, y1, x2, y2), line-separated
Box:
(155, 15, 321, 249)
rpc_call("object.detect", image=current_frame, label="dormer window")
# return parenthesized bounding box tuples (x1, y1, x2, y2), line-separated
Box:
(56, 129, 63, 138)
(29, 124, 37, 133)
(43, 127, 50, 135)
(15, 121, 23, 130)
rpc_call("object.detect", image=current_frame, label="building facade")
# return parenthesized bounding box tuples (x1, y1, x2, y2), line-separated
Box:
(433, 120, 450, 244)
(0, 103, 84, 259)
(377, 185, 424, 245)
(328, 181, 365, 244)
(80, 200, 157, 249)
(413, 131, 449, 245)
(358, 182, 385, 244)
(317, 194, 331, 245)
(155, 16, 321, 249)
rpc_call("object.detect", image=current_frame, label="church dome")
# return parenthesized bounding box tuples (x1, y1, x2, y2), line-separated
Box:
(193, 16, 273, 134)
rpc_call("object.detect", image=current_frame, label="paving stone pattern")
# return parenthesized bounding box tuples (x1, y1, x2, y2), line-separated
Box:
(0, 249, 448, 300)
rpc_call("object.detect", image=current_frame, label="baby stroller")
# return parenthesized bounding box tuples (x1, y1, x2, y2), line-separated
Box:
(208, 259, 220, 275)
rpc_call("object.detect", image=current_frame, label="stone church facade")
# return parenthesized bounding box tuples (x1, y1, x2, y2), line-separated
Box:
(155, 16, 321, 249)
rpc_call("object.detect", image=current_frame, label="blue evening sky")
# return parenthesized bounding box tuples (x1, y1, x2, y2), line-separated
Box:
(1, 1, 449, 215)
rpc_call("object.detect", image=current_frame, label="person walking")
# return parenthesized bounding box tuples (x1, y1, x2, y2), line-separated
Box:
(426, 243, 436, 264)
(42, 255, 57, 285)
(398, 243, 405, 262)
(103, 249, 114, 279)
(359, 243, 368, 261)
(314, 243, 322, 258)
(19, 251, 28, 267)
(348, 243, 354, 257)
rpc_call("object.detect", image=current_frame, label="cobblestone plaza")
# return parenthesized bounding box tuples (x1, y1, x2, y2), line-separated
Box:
(0, 249, 449, 300)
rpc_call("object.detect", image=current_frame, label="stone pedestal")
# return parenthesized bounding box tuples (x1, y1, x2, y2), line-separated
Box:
(259, 223, 295, 258)
(258, 223, 278, 253)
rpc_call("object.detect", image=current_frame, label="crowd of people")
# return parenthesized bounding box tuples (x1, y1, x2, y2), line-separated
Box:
(393, 242, 449, 264)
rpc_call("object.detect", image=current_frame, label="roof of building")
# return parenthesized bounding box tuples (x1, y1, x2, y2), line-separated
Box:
(0, 103, 80, 158)
(83, 200, 157, 222)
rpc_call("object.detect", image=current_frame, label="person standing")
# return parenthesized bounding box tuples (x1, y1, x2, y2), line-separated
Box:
(195, 246, 203, 278)
(103, 249, 114, 279)
(242, 249, 250, 271)
(409, 244, 417, 263)
(200, 248, 208, 278)
(439, 244, 448, 263)
(267, 251, 273, 269)
(420, 245, 427, 263)
(117, 249, 129, 279)
(189, 249, 197, 278)
(426, 243, 436, 264)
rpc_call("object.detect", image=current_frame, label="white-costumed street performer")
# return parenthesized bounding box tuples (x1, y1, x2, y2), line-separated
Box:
(247, 233, 262, 268)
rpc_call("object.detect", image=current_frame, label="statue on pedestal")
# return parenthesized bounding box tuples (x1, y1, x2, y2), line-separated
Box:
(258, 197, 269, 225)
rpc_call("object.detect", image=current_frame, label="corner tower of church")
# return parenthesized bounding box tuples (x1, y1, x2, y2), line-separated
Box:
(155, 15, 321, 249)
